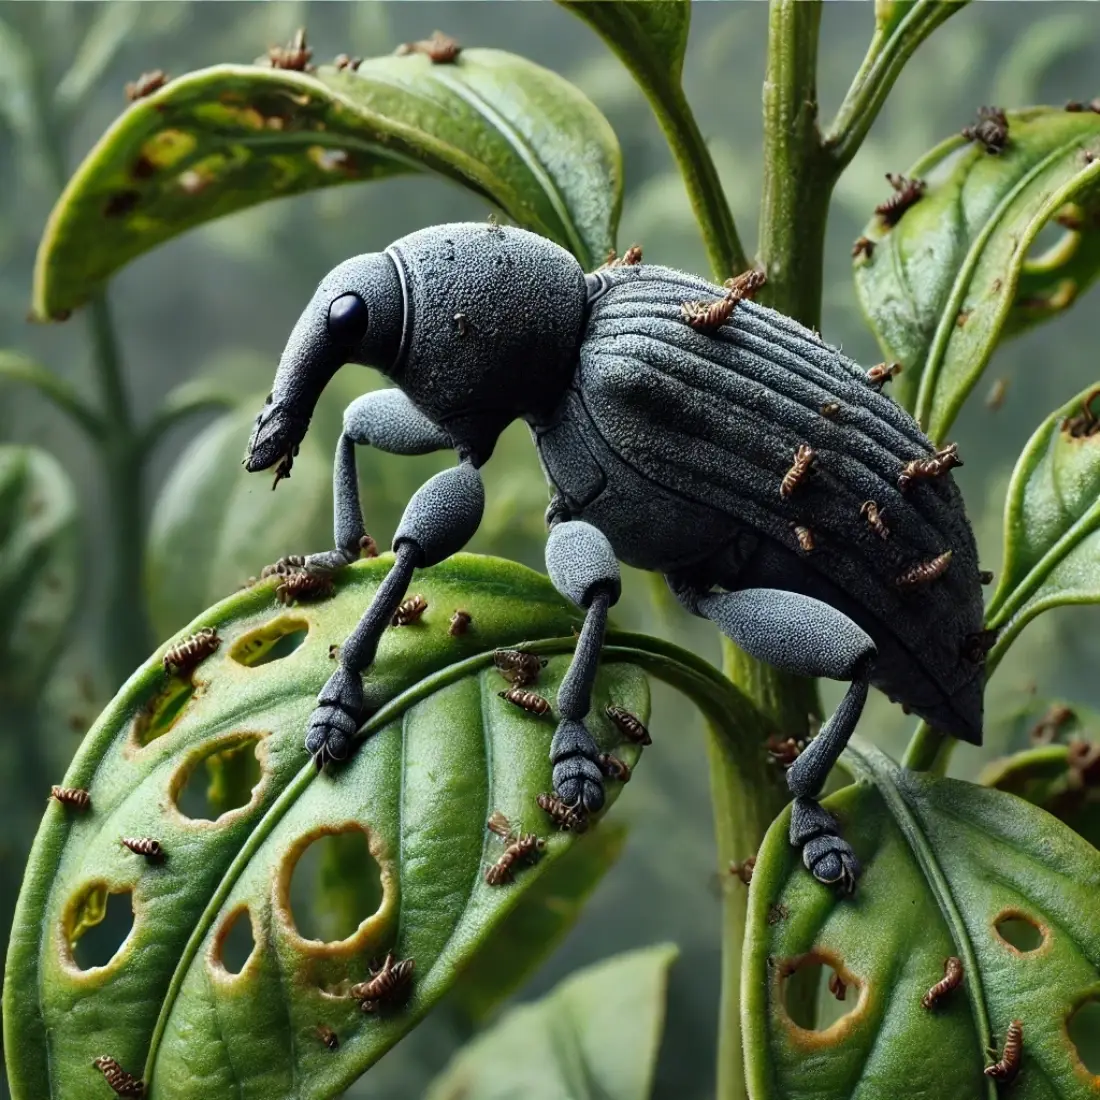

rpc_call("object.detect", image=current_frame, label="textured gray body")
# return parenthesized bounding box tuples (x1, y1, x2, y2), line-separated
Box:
(534, 264, 984, 742)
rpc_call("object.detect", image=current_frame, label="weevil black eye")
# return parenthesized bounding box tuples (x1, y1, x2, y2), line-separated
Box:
(327, 293, 369, 343)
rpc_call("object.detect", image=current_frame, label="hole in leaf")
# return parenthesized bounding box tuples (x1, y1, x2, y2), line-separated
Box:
(65, 884, 134, 970)
(230, 616, 309, 667)
(132, 679, 195, 746)
(288, 826, 385, 944)
(172, 735, 264, 822)
(212, 906, 257, 976)
(1068, 997, 1100, 1074)
(778, 951, 861, 1037)
(995, 911, 1046, 953)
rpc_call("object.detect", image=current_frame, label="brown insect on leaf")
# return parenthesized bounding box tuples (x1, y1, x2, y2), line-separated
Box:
(260, 28, 313, 71)
(1062, 387, 1100, 439)
(449, 609, 472, 636)
(791, 524, 815, 552)
(498, 687, 551, 716)
(493, 649, 546, 686)
(485, 814, 545, 885)
(50, 785, 91, 811)
(896, 551, 953, 589)
(921, 955, 963, 1009)
(125, 70, 168, 102)
(333, 54, 362, 72)
(121, 837, 164, 861)
(984, 1019, 1023, 1082)
(597, 752, 632, 783)
(276, 570, 334, 605)
(359, 534, 379, 558)
(828, 972, 847, 1001)
(1067, 737, 1100, 784)
(860, 500, 890, 540)
(605, 704, 651, 745)
(396, 30, 461, 64)
(866, 361, 902, 391)
(537, 792, 589, 833)
(852, 236, 875, 261)
(729, 856, 755, 885)
(898, 442, 963, 491)
(351, 954, 416, 1012)
(875, 173, 926, 226)
(316, 1025, 339, 1050)
(162, 626, 220, 676)
(487, 810, 515, 841)
(391, 594, 428, 626)
(93, 1056, 145, 1097)
(260, 554, 306, 580)
(780, 444, 816, 499)
(962, 105, 1009, 154)
(1066, 100, 1086, 112)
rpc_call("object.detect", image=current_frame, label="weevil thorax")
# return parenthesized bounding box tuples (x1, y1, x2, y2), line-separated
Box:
(384, 223, 587, 462)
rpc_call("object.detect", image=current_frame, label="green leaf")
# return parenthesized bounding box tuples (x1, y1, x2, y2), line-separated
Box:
(0, 350, 103, 439)
(854, 106, 1100, 439)
(984, 383, 1100, 664)
(448, 822, 628, 1025)
(0, 445, 81, 704)
(426, 944, 678, 1100)
(980, 744, 1100, 849)
(2, 553, 702, 1100)
(743, 739, 1100, 1100)
(32, 49, 621, 318)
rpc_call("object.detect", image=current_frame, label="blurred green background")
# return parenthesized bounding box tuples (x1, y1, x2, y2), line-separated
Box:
(2, 3, 1099, 1097)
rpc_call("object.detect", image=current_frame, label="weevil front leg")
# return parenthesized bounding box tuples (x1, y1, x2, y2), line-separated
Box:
(669, 580, 875, 894)
(306, 460, 484, 768)
(544, 519, 622, 816)
(267, 389, 453, 578)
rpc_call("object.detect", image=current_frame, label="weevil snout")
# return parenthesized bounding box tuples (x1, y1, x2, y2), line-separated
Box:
(244, 398, 305, 477)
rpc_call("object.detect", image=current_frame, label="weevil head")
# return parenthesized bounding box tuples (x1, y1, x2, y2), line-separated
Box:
(244, 252, 405, 477)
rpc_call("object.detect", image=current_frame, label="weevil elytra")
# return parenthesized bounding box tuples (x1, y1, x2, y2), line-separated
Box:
(243, 222, 985, 895)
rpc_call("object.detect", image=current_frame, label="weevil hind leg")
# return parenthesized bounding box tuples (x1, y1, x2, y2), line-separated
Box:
(674, 581, 875, 894)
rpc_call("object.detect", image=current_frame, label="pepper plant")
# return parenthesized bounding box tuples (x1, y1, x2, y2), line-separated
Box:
(4, 3, 1100, 1099)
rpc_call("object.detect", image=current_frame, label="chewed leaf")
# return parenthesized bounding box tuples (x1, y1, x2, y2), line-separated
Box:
(3, 554, 680, 1100)
(33, 49, 621, 318)
(985, 383, 1100, 663)
(743, 739, 1100, 1100)
(426, 944, 678, 1100)
(0, 445, 80, 703)
(854, 106, 1100, 439)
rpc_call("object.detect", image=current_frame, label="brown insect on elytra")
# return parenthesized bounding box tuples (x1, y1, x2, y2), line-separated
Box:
(852, 236, 875, 261)
(493, 648, 546, 686)
(820, 401, 841, 419)
(723, 269, 767, 301)
(875, 173, 926, 227)
(619, 244, 644, 266)
(317, 1025, 339, 1050)
(359, 533, 379, 558)
(605, 704, 651, 745)
(125, 70, 168, 102)
(828, 972, 847, 1001)
(261, 28, 313, 71)
(921, 955, 963, 1009)
(597, 752, 632, 783)
(986, 377, 1009, 412)
(537, 792, 589, 832)
(681, 293, 736, 332)
(979, 570, 994, 586)
(860, 500, 890, 540)
(93, 1056, 145, 1098)
(498, 687, 551, 716)
(162, 626, 220, 675)
(866, 361, 902, 391)
(985, 1019, 1023, 1082)
(391, 594, 428, 626)
(791, 524, 815, 552)
(351, 954, 416, 1012)
(765, 735, 806, 768)
(780, 444, 816, 500)
(962, 106, 1009, 154)
(449, 609, 472, 636)
(730, 856, 755, 885)
(485, 811, 545, 885)
(333, 54, 362, 72)
(276, 569, 334, 605)
(396, 30, 461, 64)
(121, 837, 164, 861)
(962, 628, 998, 664)
(898, 442, 963, 491)
(896, 551, 953, 589)
(51, 785, 91, 811)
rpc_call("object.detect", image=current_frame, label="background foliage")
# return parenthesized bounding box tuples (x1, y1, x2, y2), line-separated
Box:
(2, 3, 1100, 1097)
